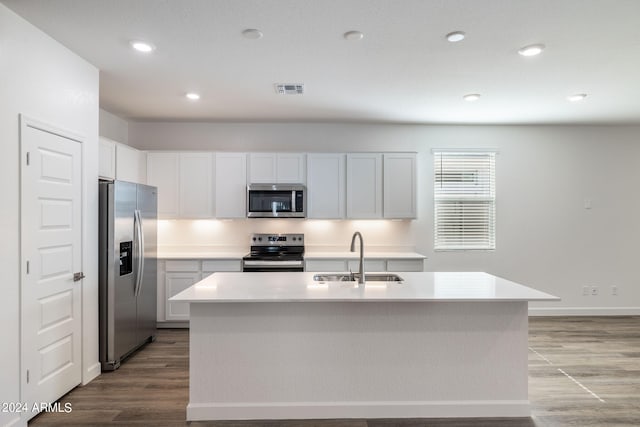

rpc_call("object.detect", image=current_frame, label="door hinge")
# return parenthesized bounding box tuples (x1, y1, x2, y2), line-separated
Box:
(26, 260, 30, 274)
(73, 272, 85, 282)
(26, 152, 30, 165)
(26, 369, 29, 384)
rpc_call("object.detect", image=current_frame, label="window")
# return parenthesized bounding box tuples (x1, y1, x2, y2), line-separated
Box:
(433, 151, 496, 250)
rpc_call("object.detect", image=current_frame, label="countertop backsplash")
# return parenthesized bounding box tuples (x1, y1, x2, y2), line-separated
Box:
(157, 219, 419, 253)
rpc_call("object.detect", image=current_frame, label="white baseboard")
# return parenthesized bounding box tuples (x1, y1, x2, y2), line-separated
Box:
(529, 307, 640, 316)
(157, 321, 189, 329)
(187, 400, 531, 421)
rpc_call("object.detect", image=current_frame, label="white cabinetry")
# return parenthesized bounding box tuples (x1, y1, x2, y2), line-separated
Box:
(249, 153, 306, 183)
(116, 143, 147, 184)
(147, 152, 214, 218)
(179, 152, 213, 218)
(307, 154, 346, 219)
(305, 258, 424, 272)
(98, 137, 116, 180)
(215, 153, 247, 218)
(99, 137, 147, 184)
(159, 259, 242, 326)
(147, 152, 180, 218)
(383, 153, 416, 219)
(346, 153, 383, 218)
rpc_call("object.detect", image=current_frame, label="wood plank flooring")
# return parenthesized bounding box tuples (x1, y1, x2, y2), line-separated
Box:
(29, 317, 640, 427)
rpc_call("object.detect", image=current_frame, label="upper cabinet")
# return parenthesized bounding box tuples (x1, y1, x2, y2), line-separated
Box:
(98, 137, 116, 180)
(147, 152, 180, 218)
(99, 137, 147, 184)
(116, 143, 147, 184)
(147, 152, 214, 219)
(178, 153, 214, 218)
(383, 153, 417, 219)
(215, 153, 246, 218)
(145, 150, 416, 220)
(307, 154, 345, 219)
(346, 153, 383, 219)
(248, 153, 306, 184)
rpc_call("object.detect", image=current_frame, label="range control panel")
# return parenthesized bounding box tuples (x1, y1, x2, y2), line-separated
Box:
(250, 233, 304, 246)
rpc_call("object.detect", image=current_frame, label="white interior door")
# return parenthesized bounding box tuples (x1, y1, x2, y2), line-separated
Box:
(20, 117, 83, 420)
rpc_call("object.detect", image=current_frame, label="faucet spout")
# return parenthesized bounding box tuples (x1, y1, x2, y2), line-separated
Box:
(350, 231, 365, 284)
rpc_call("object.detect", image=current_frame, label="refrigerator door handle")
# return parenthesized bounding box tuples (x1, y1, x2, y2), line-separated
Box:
(134, 209, 144, 297)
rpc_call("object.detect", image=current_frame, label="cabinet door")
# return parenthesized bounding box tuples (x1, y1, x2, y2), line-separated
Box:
(248, 153, 277, 183)
(147, 152, 179, 218)
(307, 154, 345, 218)
(179, 152, 213, 218)
(165, 272, 201, 321)
(98, 137, 116, 179)
(116, 143, 146, 184)
(346, 153, 383, 218)
(386, 259, 424, 272)
(384, 153, 417, 219)
(305, 259, 348, 272)
(347, 259, 386, 272)
(215, 153, 247, 218)
(277, 153, 306, 183)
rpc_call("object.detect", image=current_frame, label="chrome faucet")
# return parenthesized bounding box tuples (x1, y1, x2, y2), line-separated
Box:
(350, 231, 365, 284)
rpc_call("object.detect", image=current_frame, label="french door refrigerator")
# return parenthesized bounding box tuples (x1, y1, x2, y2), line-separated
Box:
(99, 180, 157, 370)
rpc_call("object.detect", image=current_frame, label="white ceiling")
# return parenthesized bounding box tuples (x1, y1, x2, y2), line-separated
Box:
(4, 0, 640, 124)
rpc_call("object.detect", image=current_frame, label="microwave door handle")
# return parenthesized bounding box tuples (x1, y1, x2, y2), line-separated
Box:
(292, 190, 296, 212)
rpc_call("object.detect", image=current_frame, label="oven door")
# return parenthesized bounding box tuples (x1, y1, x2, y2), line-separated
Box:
(242, 259, 304, 272)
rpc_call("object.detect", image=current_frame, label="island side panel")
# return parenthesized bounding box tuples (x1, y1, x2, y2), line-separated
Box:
(187, 301, 529, 420)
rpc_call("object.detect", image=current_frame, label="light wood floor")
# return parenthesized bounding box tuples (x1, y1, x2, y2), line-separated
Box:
(29, 317, 640, 427)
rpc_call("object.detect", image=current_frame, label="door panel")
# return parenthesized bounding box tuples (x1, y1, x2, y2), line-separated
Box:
(137, 184, 157, 342)
(21, 118, 82, 420)
(113, 181, 137, 360)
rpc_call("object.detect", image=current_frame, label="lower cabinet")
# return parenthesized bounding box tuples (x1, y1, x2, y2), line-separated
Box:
(305, 258, 424, 272)
(159, 258, 241, 327)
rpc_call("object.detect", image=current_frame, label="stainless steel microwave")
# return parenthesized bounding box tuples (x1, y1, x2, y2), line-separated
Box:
(247, 184, 306, 218)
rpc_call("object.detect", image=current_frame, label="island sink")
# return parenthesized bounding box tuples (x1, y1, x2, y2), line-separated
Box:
(313, 273, 404, 282)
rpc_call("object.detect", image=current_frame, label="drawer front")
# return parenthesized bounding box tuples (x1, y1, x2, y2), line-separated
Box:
(386, 259, 424, 272)
(348, 259, 386, 272)
(202, 259, 242, 273)
(305, 260, 347, 272)
(165, 260, 200, 272)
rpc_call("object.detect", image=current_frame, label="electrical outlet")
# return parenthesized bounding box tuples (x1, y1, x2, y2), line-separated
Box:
(591, 286, 598, 296)
(582, 286, 590, 296)
(612, 286, 618, 296)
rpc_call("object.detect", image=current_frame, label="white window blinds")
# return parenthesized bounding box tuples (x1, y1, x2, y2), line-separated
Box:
(434, 151, 496, 250)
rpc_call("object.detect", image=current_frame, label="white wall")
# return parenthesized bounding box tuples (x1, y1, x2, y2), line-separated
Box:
(99, 108, 129, 143)
(0, 4, 99, 426)
(130, 122, 640, 315)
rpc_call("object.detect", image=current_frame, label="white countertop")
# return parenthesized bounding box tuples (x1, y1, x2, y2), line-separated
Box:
(171, 271, 559, 303)
(158, 250, 247, 259)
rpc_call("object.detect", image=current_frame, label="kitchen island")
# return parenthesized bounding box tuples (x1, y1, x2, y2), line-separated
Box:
(171, 271, 558, 421)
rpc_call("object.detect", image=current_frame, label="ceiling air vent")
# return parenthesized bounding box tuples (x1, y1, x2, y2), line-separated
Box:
(275, 83, 304, 95)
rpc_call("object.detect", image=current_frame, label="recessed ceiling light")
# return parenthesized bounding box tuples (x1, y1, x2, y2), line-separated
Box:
(518, 44, 545, 57)
(185, 93, 200, 101)
(344, 31, 364, 41)
(446, 31, 466, 42)
(242, 29, 263, 39)
(130, 40, 155, 53)
(463, 93, 481, 102)
(567, 93, 587, 102)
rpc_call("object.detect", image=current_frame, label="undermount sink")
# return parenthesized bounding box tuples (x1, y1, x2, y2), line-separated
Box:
(312, 273, 404, 283)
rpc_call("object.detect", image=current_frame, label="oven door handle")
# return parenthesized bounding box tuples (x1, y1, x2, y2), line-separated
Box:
(243, 260, 304, 267)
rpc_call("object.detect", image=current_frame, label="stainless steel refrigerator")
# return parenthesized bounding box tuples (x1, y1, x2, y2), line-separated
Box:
(99, 180, 157, 371)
